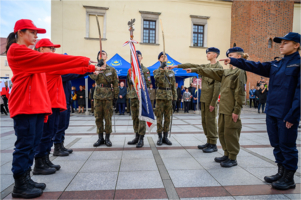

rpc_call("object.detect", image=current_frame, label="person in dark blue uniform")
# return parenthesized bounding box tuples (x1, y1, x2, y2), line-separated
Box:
(220, 32, 300, 190)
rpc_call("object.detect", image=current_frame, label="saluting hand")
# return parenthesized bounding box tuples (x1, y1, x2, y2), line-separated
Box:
(232, 113, 238, 123)
(219, 58, 231, 65)
(184, 68, 192, 73)
(286, 121, 293, 129)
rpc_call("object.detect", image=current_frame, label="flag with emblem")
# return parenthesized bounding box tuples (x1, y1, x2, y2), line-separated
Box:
(123, 40, 156, 133)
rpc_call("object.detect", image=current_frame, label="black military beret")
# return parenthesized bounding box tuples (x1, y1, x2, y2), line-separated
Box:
(136, 50, 142, 56)
(206, 47, 220, 55)
(158, 52, 167, 60)
(226, 47, 244, 57)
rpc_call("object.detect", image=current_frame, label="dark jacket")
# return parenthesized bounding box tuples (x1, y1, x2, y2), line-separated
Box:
(249, 89, 256, 99)
(176, 87, 182, 101)
(117, 87, 127, 104)
(77, 90, 85, 106)
(89, 87, 95, 100)
(192, 89, 201, 103)
(258, 88, 267, 104)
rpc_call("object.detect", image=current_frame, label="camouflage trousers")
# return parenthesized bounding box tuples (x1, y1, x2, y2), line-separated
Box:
(94, 99, 113, 134)
(131, 98, 146, 136)
(155, 99, 172, 133)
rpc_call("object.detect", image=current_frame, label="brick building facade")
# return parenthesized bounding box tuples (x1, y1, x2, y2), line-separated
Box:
(230, 0, 295, 99)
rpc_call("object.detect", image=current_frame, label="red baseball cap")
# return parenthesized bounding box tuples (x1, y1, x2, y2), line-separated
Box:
(35, 38, 61, 48)
(14, 19, 46, 34)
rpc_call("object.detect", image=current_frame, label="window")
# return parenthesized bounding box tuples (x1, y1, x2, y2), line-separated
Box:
(89, 15, 104, 38)
(268, 38, 272, 48)
(192, 25, 204, 47)
(190, 15, 209, 48)
(143, 20, 156, 44)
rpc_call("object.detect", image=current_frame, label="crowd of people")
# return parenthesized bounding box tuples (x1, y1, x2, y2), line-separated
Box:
(3, 18, 300, 199)
(249, 77, 269, 113)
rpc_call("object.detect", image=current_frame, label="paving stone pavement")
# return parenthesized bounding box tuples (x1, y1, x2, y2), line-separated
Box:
(1, 106, 301, 199)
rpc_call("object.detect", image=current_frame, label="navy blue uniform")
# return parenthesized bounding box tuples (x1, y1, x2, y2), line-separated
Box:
(54, 73, 91, 144)
(230, 51, 300, 171)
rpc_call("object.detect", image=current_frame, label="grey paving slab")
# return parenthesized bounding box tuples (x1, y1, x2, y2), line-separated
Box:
(162, 157, 203, 170)
(52, 160, 86, 173)
(53, 151, 93, 161)
(120, 158, 157, 171)
(32, 172, 76, 192)
(89, 151, 123, 160)
(1, 153, 13, 166)
(80, 159, 120, 172)
(122, 150, 153, 159)
(207, 167, 264, 186)
(116, 171, 164, 189)
(66, 172, 118, 191)
(238, 156, 275, 168)
(194, 157, 222, 170)
(168, 169, 221, 187)
(284, 194, 301, 200)
(158, 150, 192, 159)
(1, 161, 12, 175)
(1, 174, 14, 191)
(234, 194, 289, 200)
(247, 148, 275, 161)
(182, 197, 235, 200)
(186, 149, 223, 159)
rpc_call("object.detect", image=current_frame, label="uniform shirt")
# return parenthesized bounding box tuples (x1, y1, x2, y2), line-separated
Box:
(153, 68, 177, 101)
(89, 64, 119, 100)
(191, 67, 246, 115)
(178, 62, 222, 106)
(230, 51, 300, 124)
(126, 64, 151, 99)
(7, 43, 91, 119)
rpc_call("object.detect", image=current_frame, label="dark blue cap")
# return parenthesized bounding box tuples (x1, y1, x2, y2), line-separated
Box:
(158, 52, 167, 60)
(226, 47, 244, 57)
(136, 50, 142, 56)
(206, 47, 220, 55)
(273, 32, 301, 44)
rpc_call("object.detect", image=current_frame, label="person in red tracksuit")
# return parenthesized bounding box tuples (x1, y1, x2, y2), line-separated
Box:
(33, 38, 97, 175)
(6, 19, 101, 199)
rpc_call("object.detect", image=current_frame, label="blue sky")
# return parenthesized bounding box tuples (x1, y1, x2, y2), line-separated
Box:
(0, 0, 51, 38)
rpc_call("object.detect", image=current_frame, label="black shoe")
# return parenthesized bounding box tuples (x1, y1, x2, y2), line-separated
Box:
(44, 154, 61, 171)
(203, 144, 218, 153)
(157, 133, 163, 146)
(214, 155, 228, 163)
(105, 134, 112, 147)
(220, 159, 237, 167)
(128, 133, 139, 145)
(33, 157, 56, 175)
(61, 142, 73, 154)
(26, 169, 46, 190)
(272, 169, 296, 190)
(12, 173, 43, 198)
(93, 134, 105, 147)
(198, 143, 209, 150)
(162, 132, 172, 145)
(136, 135, 144, 148)
(53, 143, 69, 156)
(264, 163, 284, 183)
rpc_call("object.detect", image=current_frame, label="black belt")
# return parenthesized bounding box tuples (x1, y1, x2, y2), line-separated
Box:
(158, 87, 171, 90)
(97, 84, 111, 88)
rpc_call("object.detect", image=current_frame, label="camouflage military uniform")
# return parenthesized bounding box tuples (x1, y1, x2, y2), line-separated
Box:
(191, 66, 246, 163)
(127, 64, 151, 136)
(89, 64, 119, 146)
(154, 68, 177, 145)
(178, 62, 222, 146)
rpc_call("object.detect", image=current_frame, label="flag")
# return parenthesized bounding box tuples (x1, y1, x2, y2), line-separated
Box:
(123, 40, 156, 133)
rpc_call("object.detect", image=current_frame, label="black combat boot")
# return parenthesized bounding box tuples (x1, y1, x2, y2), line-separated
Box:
(162, 132, 172, 145)
(220, 158, 237, 167)
(33, 157, 56, 175)
(157, 132, 163, 146)
(44, 154, 61, 170)
(105, 134, 112, 147)
(26, 169, 46, 190)
(93, 133, 105, 147)
(272, 168, 296, 190)
(198, 143, 209, 149)
(264, 163, 284, 183)
(12, 172, 43, 198)
(203, 144, 218, 153)
(136, 135, 144, 148)
(53, 143, 69, 156)
(214, 155, 228, 163)
(128, 133, 139, 145)
(61, 142, 73, 154)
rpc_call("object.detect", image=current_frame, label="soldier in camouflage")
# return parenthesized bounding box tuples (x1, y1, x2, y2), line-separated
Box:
(89, 50, 119, 147)
(127, 51, 152, 148)
(153, 52, 177, 145)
